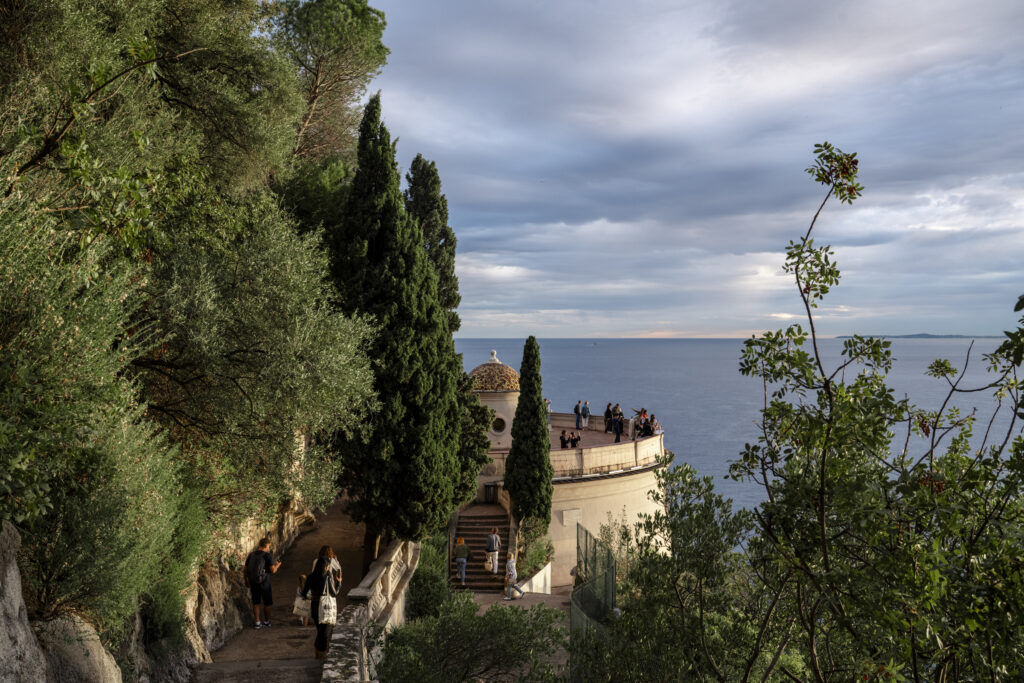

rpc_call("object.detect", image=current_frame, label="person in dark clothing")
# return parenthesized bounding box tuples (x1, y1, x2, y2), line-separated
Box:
(559, 430, 570, 449)
(245, 537, 281, 628)
(303, 557, 341, 659)
(604, 403, 613, 433)
(569, 431, 581, 447)
(613, 414, 623, 443)
(573, 400, 582, 429)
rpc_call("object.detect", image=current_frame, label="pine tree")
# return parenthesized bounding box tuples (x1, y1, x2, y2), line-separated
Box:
(329, 94, 461, 556)
(504, 336, 553, 528)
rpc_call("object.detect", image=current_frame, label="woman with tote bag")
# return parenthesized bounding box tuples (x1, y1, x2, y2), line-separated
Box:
(302, 557, 341, 659)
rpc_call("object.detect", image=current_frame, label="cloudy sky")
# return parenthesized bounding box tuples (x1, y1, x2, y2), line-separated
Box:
(369, 0, 1024, 338)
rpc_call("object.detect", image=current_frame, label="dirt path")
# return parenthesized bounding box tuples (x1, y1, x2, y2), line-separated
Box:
(212, 500, 365, 663)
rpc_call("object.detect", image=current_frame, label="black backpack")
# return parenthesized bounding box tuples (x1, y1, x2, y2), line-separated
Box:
(246, 551, 268, 585)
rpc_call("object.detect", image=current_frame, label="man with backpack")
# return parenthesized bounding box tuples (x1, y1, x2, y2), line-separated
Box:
(245, 537, 282, 628)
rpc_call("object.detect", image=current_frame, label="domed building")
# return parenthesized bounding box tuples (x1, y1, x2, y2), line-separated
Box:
(468, 350, 519, 453)
(456, 351, 666, 590)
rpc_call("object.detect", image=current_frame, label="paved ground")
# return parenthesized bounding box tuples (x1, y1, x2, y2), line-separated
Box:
(212, 501, 365, 663)
(471, 583, 572, 613)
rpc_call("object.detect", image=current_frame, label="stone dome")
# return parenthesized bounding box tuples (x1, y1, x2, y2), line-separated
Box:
(468, 350, 520, 392)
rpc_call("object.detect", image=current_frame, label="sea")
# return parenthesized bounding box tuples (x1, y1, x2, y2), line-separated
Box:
(456, 337, 1017, 509)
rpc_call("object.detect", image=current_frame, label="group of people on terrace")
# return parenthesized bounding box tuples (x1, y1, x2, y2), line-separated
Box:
(541, 399, 661, 445)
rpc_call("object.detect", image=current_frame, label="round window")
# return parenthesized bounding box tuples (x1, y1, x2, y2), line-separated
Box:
(492, 417, 506, 433)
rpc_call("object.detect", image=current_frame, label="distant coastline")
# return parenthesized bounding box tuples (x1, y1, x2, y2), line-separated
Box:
(834, 333, 1002, 339)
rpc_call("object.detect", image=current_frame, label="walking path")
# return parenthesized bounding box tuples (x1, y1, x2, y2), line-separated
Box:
(194, 501, 364, 682)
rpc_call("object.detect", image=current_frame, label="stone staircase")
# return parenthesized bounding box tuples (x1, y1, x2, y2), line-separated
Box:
(450, 505, 510, 593)
(193, 656, 322, 683)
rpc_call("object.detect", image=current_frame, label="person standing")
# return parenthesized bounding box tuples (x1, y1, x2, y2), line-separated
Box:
(581, 401, 591, 429)
(303, 556, 341, 659)
(573, 400, 582, 429)
(544, 397, 552, 424)
(503, 552, 525, 600)
(613, 413, 623, 443)
(486, 527, 501, 574)
(245, 537, 281, 628)
(454, 537, 470, 586)
(604, 403, 613, 433)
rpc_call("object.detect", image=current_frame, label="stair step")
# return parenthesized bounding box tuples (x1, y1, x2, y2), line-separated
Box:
(193, 659, 322, 683)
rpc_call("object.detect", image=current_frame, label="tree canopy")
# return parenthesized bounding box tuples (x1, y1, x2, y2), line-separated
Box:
(571, 144, 1024, 681)
(330, 94, 466, 546)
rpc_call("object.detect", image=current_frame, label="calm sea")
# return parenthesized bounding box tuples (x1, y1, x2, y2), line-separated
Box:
(456, 337, 1016, 508)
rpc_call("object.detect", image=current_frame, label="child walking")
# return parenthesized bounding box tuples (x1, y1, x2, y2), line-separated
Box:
(296, 574, 309, 626)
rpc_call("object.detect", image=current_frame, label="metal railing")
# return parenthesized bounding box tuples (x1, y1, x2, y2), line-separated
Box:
(569, 522, 616, 635)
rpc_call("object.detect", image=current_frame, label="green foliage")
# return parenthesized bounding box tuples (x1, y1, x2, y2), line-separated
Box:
(143, 486, 208, 642)
(455, 372, 495, 506)
(271, 0, 389, 162)
(378, 591, 566, 683)
(0, 0, 385, 650)
(516, 518, 554, 580)
(331, 95, 464, 542)
(572, 462, 802, 681)
(405, 154, 460, 333)
(405, 153, 491, 511)
(0, 194, 186, 636)
(405, 566, 451, 621)
(137, 190, 376, 522)
(575, 144, 1024, 681)
(418, 531, 450, 574)
(505, 336, 554, 528)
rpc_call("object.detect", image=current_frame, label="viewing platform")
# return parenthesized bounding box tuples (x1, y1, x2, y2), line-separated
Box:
(547, 413, 664, 480)
(481, 413, 665, 484)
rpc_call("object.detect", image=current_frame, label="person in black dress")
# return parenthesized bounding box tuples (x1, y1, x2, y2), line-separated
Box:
(303, 556, 341, 659)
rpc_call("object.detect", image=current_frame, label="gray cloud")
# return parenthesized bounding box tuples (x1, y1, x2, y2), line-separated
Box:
(369, 0, 1024, 337)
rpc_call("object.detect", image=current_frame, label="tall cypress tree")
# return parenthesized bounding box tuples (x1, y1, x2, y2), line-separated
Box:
(405, 153, 460, 333)
(405, 153, 490, 509)
(504, 336, 553, 528)
(329, 94, 461, 557)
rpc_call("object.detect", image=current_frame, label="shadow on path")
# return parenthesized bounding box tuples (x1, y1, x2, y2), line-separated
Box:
(202, 500, 365, 676)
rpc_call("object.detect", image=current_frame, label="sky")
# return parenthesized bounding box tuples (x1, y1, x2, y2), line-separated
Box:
(368, 0, 1024, 338)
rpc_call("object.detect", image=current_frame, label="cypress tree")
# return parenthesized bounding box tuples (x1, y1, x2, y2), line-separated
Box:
(405, 153, 460, 333)
(329, 94, 461, 557)
(405, 152, 491, 510)
(504, 336, 553, 528)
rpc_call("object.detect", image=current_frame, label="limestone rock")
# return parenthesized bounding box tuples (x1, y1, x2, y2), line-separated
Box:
(36, 613, 121, 683)
(194, 566, 249, 652)
(0, 521, 53, 682)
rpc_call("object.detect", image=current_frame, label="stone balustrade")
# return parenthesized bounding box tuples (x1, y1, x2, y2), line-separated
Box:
(323, 540, 419, 682)
(550, 432, 664, 479)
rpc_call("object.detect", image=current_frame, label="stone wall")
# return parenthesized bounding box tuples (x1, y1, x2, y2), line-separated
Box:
(323, 540, 420, 682)
(3, 499, 318, 683)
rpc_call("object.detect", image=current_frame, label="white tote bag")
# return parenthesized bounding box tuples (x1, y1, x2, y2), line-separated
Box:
(318, 577, 337, 624)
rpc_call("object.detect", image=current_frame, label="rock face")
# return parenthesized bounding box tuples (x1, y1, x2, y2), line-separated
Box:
(36, 614, 122, 683)
(140, 498, 315, 683)
(0, 521, 53, 682)
(1, 501, 313, 683)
